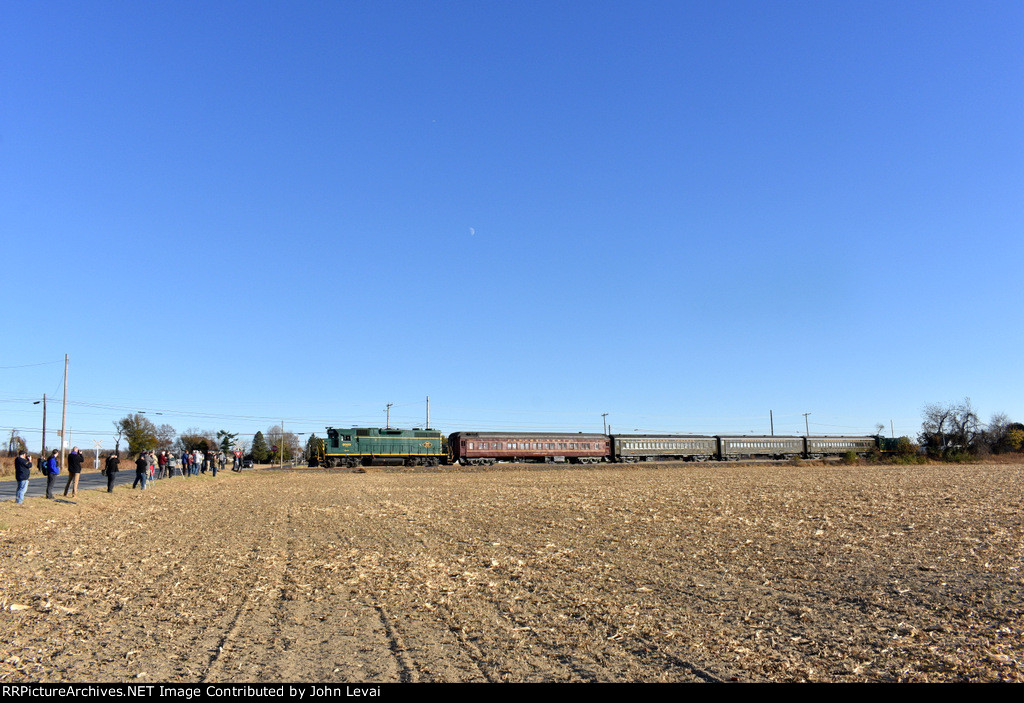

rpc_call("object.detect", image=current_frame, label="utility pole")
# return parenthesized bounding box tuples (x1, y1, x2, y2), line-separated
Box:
(60, 354, 68, 470)
(770, 410, 774, 436)
(803, 412, 811, 437)
(385, 403, 393, 429)
(426, 396, 430, 430)
(602, 413, 608, 434)
(890, 419, 895, 438)
(35, 394, 47, 457)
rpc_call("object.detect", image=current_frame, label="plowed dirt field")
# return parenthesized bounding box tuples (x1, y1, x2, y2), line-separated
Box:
(1, 463, 1022, 682)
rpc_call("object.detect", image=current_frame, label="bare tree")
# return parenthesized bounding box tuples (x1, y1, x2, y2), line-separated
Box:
(920, 398, 980, 458)
(988, 412, 1011, 437)
(983, 413, 1024, 454)
(266, 425, 300, 461)
(113, 420, 125, 453)
(156, 424, 177, 452)
(6, 431, 27, 456)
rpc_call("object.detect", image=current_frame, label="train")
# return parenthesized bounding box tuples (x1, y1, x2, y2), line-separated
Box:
(313, 426, 897, 468)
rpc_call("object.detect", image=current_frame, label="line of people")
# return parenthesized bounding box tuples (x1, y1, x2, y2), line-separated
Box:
(12, 446, 244, 502)
(13, 446, 85, 502)
(115, 448, 238, 491)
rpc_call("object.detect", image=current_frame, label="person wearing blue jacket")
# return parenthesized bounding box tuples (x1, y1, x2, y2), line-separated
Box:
(44, 449, 60, 499)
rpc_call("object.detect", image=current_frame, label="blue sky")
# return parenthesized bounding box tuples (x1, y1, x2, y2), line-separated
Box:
(2, 1, 1022, 451)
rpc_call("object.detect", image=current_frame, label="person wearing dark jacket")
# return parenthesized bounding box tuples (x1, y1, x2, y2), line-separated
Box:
(44, 449, 59, 499)
(15, 449, 32, 504)
(133, 452, 148, 490)
(64, 446, 84, 497)
(104, 452, 119, 492)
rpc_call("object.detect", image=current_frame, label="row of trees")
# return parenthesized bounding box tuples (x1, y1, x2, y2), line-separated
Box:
(919, 398, 1023, 460)
(248, 426, 304, 463)
(3, 414, 309, 464)
(113, 414, 252, 458)
(109, 416, 305, 464)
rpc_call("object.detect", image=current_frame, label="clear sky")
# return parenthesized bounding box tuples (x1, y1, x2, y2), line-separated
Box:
(2, 1, 1022, 452)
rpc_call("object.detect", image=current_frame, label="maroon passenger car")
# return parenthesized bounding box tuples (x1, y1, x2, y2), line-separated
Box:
(449, 432, 610, 465)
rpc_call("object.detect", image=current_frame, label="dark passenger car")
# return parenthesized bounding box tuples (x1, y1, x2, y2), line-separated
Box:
(449, 431, 609, 465)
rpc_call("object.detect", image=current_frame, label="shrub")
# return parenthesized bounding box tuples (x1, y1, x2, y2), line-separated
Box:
(891, 454, 926, 465)
(894, 436, 918, 458)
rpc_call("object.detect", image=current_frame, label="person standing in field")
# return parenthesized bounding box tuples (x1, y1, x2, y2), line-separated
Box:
(104, 452, 119, 492)
(64, 446, 84, 497)
(158, 450, 168, 479)
(44, 449, 60, 499)
(15, 449, 32, 504)
(133, 452, 148, 490)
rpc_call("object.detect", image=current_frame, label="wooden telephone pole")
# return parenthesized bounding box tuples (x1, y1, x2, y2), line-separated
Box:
(60, 354, 68, 470)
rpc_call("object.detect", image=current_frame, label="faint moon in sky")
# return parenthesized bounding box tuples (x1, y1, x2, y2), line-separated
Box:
(469, 227, 475, 236)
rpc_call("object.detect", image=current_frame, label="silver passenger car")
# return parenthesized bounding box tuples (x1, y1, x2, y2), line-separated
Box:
(717, 435, 803, 460)
(804, 436, 877, 459)
(612, 435, 717, 462)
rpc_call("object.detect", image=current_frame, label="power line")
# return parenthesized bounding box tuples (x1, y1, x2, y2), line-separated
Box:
(0, 359, 64, 370)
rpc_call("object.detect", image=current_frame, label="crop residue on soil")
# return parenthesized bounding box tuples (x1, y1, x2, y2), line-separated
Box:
(1, 463, 1022, 682)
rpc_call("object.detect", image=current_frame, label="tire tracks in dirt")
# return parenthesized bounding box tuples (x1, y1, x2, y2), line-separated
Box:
(197, 497, 411, 682)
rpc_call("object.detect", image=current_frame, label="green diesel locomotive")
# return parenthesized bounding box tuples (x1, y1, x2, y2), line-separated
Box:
(319, 427, 447, 467)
